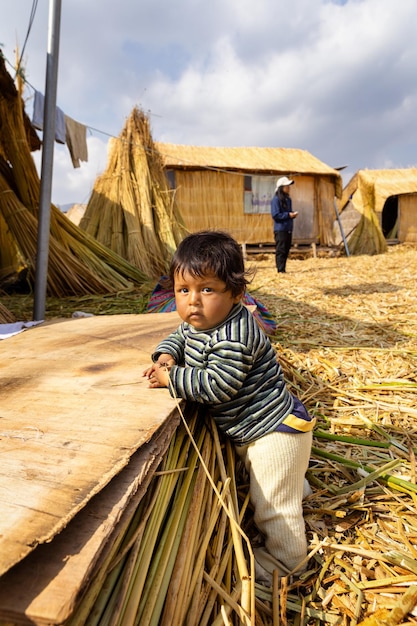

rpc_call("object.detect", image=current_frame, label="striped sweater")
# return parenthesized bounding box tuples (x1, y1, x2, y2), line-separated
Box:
(152, 303, 294, 445)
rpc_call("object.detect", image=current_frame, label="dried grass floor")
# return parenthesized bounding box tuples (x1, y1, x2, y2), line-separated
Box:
(248, 244, 417, 625)
(2, 244, 417, 624)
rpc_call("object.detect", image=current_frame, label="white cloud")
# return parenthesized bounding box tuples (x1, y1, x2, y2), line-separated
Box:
(2, 0, 417, 202)
(32, 136, 109, 206)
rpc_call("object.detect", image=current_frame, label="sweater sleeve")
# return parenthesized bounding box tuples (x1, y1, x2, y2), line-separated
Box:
(152, 326, 186, 365)
(168, 339, 254, 404)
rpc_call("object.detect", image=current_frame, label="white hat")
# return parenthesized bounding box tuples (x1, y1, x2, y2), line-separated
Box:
(275, 176, 294, 190)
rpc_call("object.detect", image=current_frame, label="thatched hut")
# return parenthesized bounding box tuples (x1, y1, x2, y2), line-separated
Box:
(156, 143, 343, 247)
(338, 168, 417, 253)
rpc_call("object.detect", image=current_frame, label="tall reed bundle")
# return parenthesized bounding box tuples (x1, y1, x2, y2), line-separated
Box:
(0, 172, 130, 296)
(131, 110, 186, 258)
(346, 209, 388, 256)
(0, 301, 16, 323)
(0, 209, 21, 283)
(0, 59, 40, 212)
(0, 53, 148, 295)
(346, 177, 388, 256)
(80, 107, 187, 280)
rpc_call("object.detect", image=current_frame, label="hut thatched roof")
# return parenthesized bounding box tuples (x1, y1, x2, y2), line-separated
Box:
(340, 168, 417, 215)
(157, 143, 343, 196)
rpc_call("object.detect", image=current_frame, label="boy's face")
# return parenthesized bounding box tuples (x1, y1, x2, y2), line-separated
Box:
(174, 270, 241, 330)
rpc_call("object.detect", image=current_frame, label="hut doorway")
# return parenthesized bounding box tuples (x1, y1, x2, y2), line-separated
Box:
(382, 195, 398, 238)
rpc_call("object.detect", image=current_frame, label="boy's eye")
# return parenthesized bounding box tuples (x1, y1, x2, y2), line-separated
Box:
(202, 287, 213, 293)
(179, 287, 189, 294)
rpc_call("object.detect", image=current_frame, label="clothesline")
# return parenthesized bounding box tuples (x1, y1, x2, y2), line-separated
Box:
(27, 82, 252, 180)
(31, 88, 88, 168)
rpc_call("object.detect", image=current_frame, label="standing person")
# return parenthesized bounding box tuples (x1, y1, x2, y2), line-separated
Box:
(271, 176, 298, 273)
(143, 230, 315, 584)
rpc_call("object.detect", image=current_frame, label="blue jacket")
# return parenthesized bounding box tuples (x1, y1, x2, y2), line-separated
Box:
(271, 192, 293, 232)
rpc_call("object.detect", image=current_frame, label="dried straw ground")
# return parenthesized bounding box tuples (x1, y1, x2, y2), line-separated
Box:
(246, 243, 417, 625)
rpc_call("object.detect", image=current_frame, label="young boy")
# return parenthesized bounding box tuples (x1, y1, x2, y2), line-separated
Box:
(143, 230, 315, 583)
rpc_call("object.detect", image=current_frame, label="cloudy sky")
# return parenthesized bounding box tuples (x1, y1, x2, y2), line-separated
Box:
(2, 0, 417, 206)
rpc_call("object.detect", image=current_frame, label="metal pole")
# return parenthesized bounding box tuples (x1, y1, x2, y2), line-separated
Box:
(33, 0, 62, 320)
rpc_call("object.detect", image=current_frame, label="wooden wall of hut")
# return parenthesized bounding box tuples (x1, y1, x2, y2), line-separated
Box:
(172, 170, 338, 246)
(399, 193, 417, 243)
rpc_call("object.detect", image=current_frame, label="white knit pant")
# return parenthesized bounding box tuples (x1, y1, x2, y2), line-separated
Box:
(236, 430, 312, 582)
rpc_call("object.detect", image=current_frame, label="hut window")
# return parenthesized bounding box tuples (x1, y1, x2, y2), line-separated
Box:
(244, 175, 276, 214)
(166, 169, 176, 189)
(244, 176, 252, 213)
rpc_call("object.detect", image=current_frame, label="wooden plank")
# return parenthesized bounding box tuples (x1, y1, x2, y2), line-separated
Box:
(0, 414, 180, 625)
(0, 312, 180, 577)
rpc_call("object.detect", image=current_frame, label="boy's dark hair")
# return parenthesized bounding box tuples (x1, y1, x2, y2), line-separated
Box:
(169, 230, 251, 297)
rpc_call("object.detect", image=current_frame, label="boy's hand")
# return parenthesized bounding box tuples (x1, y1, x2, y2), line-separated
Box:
(153, 363, 171, 388)
(142, 354, 175, 388)
(156, 354, 176, 369)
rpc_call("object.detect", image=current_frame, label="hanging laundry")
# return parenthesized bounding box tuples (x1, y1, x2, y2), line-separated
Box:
(32, 90, 66, 144)
(65, 115, 88, 168)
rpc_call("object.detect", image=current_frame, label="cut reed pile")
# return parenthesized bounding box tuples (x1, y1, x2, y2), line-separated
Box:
(340, 169, 388, 256)
(248, 243, 417, 624)
(52, 244, 417, 625)
(346, 206, 388, 256)
(80, 107, 187, 279)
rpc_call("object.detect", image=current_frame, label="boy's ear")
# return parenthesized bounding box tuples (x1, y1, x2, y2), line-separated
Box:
(233, 292, 244, 304)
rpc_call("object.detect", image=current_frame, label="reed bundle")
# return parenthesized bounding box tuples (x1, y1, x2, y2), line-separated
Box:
(0, 301, 15, 323)
(80, 107, 187, 280)
(0, 172, 134, 296)
(346, 209, 388, 256)
(0, 208, 22, 286)
(0, 53, 148, 296)
(345, 176, 388, 256)
(66, 406, 256, 626)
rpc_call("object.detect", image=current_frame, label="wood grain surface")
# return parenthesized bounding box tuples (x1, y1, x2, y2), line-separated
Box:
(0, 312, 181, 577)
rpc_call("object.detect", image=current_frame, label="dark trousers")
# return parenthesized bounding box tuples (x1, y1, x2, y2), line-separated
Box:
(274, 230, 292, 273)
